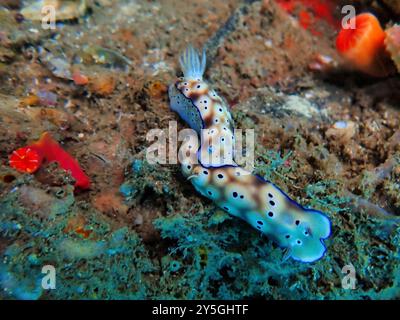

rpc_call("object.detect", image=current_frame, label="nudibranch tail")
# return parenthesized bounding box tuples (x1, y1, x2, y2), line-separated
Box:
(179, 44, 206, 79)
(186, 165, 331, 263)
(168, 45, 332, 263)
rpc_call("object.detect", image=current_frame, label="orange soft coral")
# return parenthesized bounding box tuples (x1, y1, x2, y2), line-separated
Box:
(9, 132, 90, 190)
(336, 13, 390, 77)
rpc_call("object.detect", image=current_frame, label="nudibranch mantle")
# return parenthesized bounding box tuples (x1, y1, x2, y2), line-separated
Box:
(168, 45, 331, 263)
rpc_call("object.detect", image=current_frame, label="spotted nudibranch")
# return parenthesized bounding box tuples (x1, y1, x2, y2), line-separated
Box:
(168, 45, 331, 262)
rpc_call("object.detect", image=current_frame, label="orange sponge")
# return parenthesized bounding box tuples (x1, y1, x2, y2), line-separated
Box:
(336, 13, 389, 77)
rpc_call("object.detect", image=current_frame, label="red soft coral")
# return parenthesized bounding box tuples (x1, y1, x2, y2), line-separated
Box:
(9, 132, 90, 190)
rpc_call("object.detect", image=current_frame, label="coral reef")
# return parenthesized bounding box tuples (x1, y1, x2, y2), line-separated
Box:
(0, 183, 154, 299)
(0, 0, 399, 300)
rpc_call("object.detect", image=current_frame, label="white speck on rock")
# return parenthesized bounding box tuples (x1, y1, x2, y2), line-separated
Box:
(282, 95, 325, 119)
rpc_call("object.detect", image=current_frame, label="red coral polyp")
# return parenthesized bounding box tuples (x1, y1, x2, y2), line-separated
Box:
(384, 25, 400, 72)
(9, 147, 42, 174)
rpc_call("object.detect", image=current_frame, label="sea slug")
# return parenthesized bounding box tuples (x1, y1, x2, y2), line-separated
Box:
(168, 45, 331, 262)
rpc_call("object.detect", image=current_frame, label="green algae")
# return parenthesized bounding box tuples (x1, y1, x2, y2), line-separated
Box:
(1, 151, 399, 299)
(0, 183, 154, 299)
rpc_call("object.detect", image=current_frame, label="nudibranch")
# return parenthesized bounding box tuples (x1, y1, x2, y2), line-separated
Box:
(168, 45, 331, 263)
(9, 132, 90, 190)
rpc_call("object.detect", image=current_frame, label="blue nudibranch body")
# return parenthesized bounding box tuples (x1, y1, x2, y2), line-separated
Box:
(168, 45, 331, 263)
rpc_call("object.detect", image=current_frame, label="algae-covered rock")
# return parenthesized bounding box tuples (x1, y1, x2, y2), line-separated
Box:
(382, 0, 400, 15)
(21, 0, 87, 21)
(385, 25, 400, 73)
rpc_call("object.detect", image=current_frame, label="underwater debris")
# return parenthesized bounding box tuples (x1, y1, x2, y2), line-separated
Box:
(145, 80, 168, 99)
(282, 95, 325, 119)
(204, 0, 258, 65)
(38, 44, 126, 88)
(9, 132, 90, 190)
(92, 189, 129, 216)
(82, 45, 132, 71)
(308, 53, 337, 72)
(58, 238, 106, 260)
(347, 192, 400, 220)
(22, 107, 73, 130)
(0, 5, 53, 51)
(384, 25, 400, 73)
(36, 90, 58, 106)
(141, 51, 172, 77)
(0, 46, 15, 63)
(335, 13, 393, 77)
(20, 0, 87, 21)
(88, 74, 116, 96)
(71, 68, 89, 85)
(19, 91, 58, 107)
(325, 120, 356, 145)
(354, 153, 400, 218)
(38, 46, 73, 80)
(64, 214, 93, 239)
